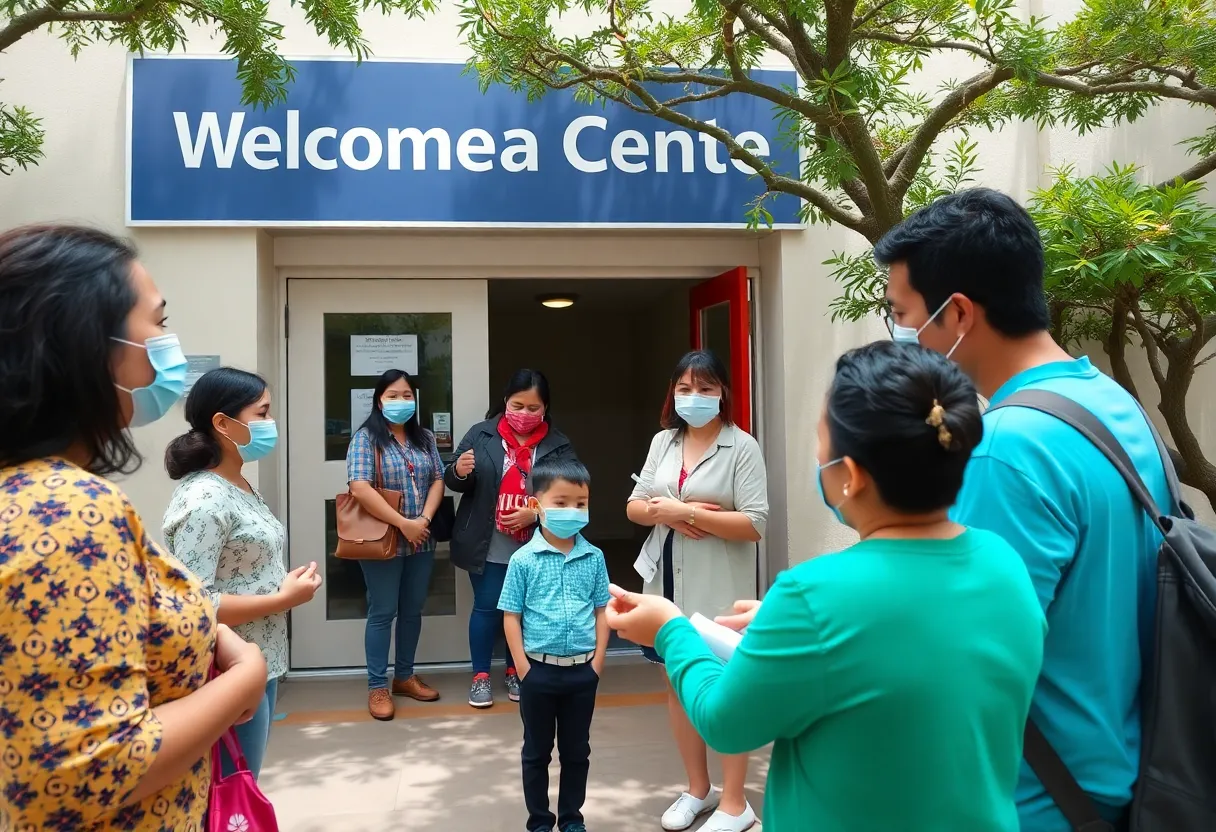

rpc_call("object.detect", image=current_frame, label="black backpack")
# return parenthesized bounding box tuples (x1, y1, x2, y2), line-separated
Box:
(992, 390, 1216, 832)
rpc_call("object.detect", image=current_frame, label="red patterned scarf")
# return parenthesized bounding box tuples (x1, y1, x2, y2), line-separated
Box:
(495, 416, 549, 541)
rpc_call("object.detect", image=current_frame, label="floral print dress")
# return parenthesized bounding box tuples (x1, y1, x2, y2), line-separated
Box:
(162, 472, 289, 679)
(0, 458, 215, 831)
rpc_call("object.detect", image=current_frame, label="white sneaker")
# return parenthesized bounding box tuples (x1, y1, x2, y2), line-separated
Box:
(703, 802, 757, 832)
(661, 789, 721, 831)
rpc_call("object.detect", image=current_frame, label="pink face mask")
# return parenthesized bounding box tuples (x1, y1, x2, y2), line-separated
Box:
(504, 408, 544, 435)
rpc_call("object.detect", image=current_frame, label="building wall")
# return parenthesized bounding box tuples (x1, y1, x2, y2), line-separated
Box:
(1, 0, 1213, 561)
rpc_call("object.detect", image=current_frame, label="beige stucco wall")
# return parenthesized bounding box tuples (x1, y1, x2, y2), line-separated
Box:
(1, 0, 1213, 567)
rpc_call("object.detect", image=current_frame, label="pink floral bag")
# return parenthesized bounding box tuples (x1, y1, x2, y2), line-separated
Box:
(207, 727, 278, 832)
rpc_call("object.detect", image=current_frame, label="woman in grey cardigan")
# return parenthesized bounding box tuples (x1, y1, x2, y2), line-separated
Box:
(626, 350, 769, 832)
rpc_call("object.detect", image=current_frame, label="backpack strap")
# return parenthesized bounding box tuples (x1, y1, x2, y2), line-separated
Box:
(1131, 401, 1194, 520)
(988, 389, 1172, 832)
(992, 390, 1167, 535)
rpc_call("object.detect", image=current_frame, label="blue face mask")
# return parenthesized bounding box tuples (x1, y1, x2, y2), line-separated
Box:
(382, 399, 416, 425)
(674, 394, 720, 429)
(227, 418, 278, 463)
(815, 458, 848, 525)
(540, 507, 589, 540)
(112, 333, 188, 427)
(891, 297, 964, 359)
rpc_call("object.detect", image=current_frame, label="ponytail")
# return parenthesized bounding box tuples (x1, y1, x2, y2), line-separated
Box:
(165, 429, 223, 480)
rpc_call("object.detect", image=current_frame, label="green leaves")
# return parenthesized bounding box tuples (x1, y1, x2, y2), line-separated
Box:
(0, 94, 43, 175)
(1028, 164, 1216, 350)
(0, 0, 436, 173)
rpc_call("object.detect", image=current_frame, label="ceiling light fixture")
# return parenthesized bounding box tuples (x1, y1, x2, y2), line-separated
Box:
(538, 294, 578, 309)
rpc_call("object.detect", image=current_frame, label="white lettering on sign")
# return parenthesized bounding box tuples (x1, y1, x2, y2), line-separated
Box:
(171, 111, 768, 175)
(562, 116, 763, 174)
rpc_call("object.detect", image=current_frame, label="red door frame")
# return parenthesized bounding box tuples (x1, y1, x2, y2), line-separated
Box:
(690, 266, 752, 434)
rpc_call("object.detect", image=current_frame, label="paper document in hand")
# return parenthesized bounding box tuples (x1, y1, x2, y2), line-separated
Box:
(689, 613, 743, 661)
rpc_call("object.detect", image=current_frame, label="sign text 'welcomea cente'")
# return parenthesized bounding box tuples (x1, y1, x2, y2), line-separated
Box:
(127, 57, 801, 227)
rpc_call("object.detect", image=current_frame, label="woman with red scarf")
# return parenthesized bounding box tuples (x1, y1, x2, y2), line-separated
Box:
(445, 369, 579, 709)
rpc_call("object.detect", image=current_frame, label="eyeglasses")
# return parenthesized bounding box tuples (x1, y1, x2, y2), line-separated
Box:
(881, 307, 894, 335)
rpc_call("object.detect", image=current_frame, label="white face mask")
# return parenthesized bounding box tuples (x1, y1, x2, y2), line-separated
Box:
(891, 297, 965, 359)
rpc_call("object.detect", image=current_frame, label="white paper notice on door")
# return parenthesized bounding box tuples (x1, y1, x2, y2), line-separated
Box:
(350, 334, 418, 376)
(350, 389, 375, 429)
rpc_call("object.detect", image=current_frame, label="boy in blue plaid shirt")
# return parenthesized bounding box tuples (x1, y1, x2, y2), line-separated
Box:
(499, 457, 610, 832)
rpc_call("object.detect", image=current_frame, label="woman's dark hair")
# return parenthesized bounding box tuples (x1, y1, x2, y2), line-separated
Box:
(826, 340, 982, 514)
(361, 369, 429, 450)
(0, 225, 142, 476)
(660, 350, 734, 430)
(486, 369, 552, 421)
(165, 367, 268, 480)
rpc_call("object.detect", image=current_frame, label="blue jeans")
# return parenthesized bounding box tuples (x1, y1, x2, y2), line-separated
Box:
(469, 562, 514, 674)
(361, 551, 436, 689)
(223, 675, 279, 780)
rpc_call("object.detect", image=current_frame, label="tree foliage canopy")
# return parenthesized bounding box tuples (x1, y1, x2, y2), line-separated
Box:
(460, 0, 1216, 239)
(0, 0, 437, 173)
(460, 0, 1216, 507)
(1030, 166, 1216, 505)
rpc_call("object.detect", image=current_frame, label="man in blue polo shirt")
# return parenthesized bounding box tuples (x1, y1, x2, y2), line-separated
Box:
(875, 188, 1170, 831)
(500, 456, 609, 832)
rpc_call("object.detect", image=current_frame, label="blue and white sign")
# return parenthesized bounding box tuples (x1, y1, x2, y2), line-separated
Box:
(127, 57, 801, 227)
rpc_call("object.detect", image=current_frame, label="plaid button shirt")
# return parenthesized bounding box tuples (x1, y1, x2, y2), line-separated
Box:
(346, 428, 444, 556)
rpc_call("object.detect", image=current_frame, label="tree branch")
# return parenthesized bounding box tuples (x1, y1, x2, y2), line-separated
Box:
(1033, 73, 1216, 108)
(1158, 150, 1216, 188)
(1129, 304, 1170, 390)
(823, 0, 859, 71)
(852, 29, 996, 62)
(889, 66, 1014, 200)
(852, 0, 901, 31)
(549, 63, 870, 234)
(0, 0, 162, 52)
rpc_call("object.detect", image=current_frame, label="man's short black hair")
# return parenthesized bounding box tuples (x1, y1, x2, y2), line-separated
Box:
(873, 188, 1050, 337)
(529, 456, 591, 496)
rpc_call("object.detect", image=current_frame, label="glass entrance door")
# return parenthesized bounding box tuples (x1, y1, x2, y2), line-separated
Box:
(286, 278, 489, 670)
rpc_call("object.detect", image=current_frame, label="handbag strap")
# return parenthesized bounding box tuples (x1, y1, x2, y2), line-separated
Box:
(373, 442, 384, 489)
(210, 726, 252, 779)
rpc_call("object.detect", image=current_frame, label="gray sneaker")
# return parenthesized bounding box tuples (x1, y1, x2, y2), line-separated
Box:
(469, 673, 493, 708)
(505, 671, 521, 702)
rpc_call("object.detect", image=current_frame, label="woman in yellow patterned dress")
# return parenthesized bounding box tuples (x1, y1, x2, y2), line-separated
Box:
(0, 225, 269, 831)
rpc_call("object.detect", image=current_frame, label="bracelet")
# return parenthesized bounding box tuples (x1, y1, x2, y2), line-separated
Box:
(688, 507, 696, 526)
(419, 515, 431, 526)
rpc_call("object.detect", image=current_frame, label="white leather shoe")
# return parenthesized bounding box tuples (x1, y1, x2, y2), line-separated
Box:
(661, 788, 721, 831)
(703, 801, 758, 832)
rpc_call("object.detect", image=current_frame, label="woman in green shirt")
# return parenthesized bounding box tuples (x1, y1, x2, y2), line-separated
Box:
(607, 341, 1046, 832)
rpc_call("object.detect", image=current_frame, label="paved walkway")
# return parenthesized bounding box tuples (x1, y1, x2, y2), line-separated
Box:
(262, 660, 768, 831)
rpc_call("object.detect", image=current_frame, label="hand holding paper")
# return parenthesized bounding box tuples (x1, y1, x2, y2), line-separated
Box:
(690, 613, 743, 661)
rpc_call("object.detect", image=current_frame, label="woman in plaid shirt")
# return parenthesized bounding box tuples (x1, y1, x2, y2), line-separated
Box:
(346, 369, 447, 720)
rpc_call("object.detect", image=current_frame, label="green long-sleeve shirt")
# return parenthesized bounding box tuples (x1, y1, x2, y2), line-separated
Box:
(656, 529, 1046, 832)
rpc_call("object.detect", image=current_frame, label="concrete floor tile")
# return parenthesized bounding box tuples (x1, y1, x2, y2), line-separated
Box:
(262, 671, 767, 831)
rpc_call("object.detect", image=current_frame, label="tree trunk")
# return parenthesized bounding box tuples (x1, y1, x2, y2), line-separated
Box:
(1102, 306, 1140, 400)
(1157, 354, 1216, 513)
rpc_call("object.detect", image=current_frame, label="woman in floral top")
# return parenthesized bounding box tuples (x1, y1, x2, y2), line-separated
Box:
(346, 369, 447, 720)
(163, 367, 321, 778)
(0, 225, 267, 831)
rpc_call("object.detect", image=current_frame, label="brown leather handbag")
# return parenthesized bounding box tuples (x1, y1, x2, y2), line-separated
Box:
(335, 446, 403, 561)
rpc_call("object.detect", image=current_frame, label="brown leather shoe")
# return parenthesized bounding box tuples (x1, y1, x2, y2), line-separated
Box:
(392, 675, 440, 702)
(368, 688, 395, 721)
